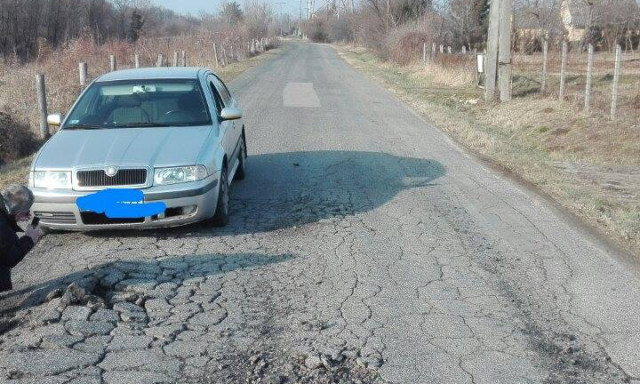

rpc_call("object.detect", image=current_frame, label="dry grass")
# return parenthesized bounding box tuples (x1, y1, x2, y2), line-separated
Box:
(336, 44, 640, 257)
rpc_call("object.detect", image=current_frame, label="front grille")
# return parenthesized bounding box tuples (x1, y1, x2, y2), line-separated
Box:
(77, 169, 147, 187)
(80, 212, 144, 225)
(34, 211, 77, 224)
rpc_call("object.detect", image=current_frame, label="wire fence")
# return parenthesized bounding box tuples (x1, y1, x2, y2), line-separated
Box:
(415, 42, 639, 122)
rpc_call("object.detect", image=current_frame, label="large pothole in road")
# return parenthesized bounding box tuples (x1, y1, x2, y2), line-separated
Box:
(1, 256, 386, 383)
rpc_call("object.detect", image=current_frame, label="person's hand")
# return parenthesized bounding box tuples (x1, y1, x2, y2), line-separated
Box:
(15, 211, 31, 222)
(24, 224, 43, 244)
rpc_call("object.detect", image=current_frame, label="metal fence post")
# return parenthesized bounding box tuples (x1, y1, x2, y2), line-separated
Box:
(213, 43, 220, 68)
(422, 41, 427, 67)
(156, 54, 164, 67)
(110, 55, 117, 72)
(559, 40, 568, 100)
(36, 74, 49, 139)
(611, 44, 622, 120)
(135, 54, 140, 68)
(173, 51, 178, 67)
(181, 50, 187, 66)
(222, 46, 228, 67)
(79, 62, 88, 87)
(585, 44, 594, 113)
(541, 36, 548, 94)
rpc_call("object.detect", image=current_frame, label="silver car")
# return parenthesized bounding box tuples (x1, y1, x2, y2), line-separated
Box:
(29, 67, 247, 230)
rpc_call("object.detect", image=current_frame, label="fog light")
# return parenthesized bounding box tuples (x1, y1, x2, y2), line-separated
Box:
(182, 205, 197, 215)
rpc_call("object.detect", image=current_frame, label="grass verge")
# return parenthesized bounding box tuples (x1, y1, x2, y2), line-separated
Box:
(335, 44, 640, 257)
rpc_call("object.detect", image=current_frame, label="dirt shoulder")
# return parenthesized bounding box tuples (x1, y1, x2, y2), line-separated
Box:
(335, 44, 640, 259)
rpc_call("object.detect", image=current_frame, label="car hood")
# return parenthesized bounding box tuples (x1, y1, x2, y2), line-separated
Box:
(34, 126, 213, 170)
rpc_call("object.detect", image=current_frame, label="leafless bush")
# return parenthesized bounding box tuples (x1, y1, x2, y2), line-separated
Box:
(386, 24, 434, 65)
(0, 110, 39, 166)
(304, 18, 331, 42)
(329, 15, 355, 42)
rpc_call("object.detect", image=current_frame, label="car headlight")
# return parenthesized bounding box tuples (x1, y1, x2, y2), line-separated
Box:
(154, 165, 208, 186)
(33, 171, 72, 189)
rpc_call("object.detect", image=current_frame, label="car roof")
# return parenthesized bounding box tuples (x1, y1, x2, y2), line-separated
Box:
(95, 67, 209, 82)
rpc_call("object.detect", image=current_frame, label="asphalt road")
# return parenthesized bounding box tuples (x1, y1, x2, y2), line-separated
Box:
(1, 42, 640, 384)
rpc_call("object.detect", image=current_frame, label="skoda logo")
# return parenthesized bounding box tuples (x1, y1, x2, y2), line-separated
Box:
(105, 166, 118, 177)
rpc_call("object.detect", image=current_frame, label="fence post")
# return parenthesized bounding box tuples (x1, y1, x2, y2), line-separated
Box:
(559, 40, 568, 100)
(213, 43, 220, 68)
(181, 50, 187, 66)
(422, 41, 427, 67)
(447, 46, 452, 54)
(440, 44, 444, 54)
(110, 55, 117, 72)
(134, 54, 140, 68)
(79, 62, 88, 87)
(172, 52, 178, 67)
(541, 36, 548, 94)
(222, 46, 228, 67)
(585, 44, 594, 113)
(610, 44, 622, 120)
(462, 46, 467, 54)
(431, 42, 436, 62)
(36, 74, 49, 139)
(156, 54, 164, 67)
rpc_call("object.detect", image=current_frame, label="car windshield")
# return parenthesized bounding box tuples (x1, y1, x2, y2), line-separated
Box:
(63, 79, 211, 129)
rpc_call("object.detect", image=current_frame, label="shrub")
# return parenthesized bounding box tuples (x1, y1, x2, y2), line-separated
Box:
(305, 18, 330, 42)
(0, 111, 39, 166)
(385, 25, 435, 65)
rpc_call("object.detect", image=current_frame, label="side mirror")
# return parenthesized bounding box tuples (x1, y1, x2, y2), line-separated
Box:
(220, 107, 242, 121)
(47, 113, 63, 127)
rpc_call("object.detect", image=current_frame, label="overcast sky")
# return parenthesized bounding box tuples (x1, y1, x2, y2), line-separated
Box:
(151, 0, 302, 18)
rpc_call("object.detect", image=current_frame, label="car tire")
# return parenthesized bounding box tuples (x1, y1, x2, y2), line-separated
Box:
(211, 165, 230, 227)
(234, 133, 247, 181)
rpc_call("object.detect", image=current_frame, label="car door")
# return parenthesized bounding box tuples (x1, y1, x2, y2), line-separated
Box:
(206, 76, 235, 172)
(210, 76, 242, 173)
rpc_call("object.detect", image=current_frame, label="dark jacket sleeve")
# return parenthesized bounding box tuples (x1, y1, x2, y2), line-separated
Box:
(0, 216, 33, 268)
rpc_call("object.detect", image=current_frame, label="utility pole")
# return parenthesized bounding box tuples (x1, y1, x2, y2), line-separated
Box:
(485, 0, 513, 102)
(485, 0, 500, 102)
(277, 2, 285, 35)
(498, 0, 513, 102)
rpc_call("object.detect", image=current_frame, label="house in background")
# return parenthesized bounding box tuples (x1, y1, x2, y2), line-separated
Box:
(516, 0, 640, 51)
(560, 0, 590, 43)
(561, 0, 639, 45)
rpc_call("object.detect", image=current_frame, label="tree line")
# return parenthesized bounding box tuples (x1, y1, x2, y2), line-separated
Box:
(303, 0, 640, 58)
(0, 0, 202, 63)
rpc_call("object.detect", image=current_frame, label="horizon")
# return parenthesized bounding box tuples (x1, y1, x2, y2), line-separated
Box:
(150, 0, 302, 18)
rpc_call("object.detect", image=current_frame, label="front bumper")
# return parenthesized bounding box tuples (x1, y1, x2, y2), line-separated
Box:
(30, 174, 219, 230)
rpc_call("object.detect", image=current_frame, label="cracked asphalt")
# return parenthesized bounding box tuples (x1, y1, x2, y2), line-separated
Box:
(1, 42, 640, 384)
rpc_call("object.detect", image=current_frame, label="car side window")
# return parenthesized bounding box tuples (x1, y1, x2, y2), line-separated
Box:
(208, 80, 224, 116)
(212, 77, 232, 106)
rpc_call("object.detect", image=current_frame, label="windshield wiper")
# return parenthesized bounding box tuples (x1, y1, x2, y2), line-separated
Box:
(112, 122, 202, 128)
(64, 124, 103, 130)
(112, 122, 173, 128)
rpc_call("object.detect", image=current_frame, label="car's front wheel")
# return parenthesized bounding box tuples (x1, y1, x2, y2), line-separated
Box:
(211, 165, 230, 227)
(234, 132, 247, 181)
